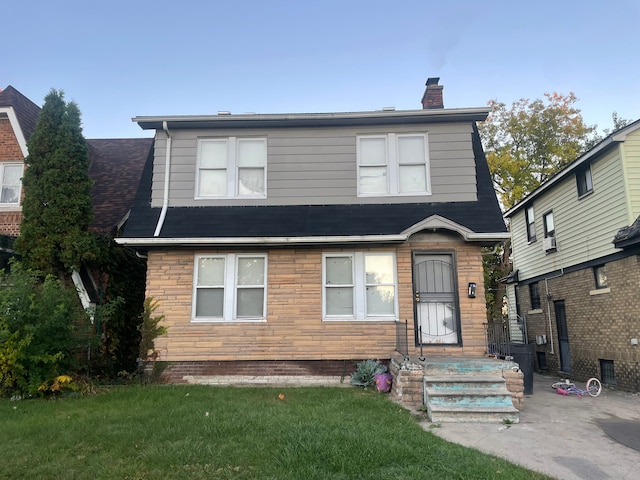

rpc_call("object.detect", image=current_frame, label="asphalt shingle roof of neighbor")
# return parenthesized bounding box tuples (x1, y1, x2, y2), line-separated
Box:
(613, 214, 640, 248)
(0, 85, 41, 141)
(122, 124, 508, 239)
(1, 85, 154, 235)
(87, 138, 154, 234)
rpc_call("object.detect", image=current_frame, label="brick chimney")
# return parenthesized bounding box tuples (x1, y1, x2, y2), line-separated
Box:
(421, 77, 443, 109)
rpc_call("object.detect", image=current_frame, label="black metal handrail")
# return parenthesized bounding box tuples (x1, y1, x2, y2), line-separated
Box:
(395, 320, 424, 359)
(484, 319, 511, 359)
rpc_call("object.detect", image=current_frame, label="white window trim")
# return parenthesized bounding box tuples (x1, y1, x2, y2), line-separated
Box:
(195, 137, 267, 199)
(192, 253, 267, 323)
(0, 162, 24, 207)
(322, 252, 398, 322)
(526, 206, 536, 243)
(357, 133, 430, 197)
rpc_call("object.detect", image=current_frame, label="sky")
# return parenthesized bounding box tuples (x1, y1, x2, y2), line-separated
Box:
(3, 0, 639, 139)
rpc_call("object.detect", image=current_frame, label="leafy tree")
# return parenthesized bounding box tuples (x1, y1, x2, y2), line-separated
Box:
(15, 89, 97, 277)
(479, 93, 597, 210)
(586, 111, 634, 149)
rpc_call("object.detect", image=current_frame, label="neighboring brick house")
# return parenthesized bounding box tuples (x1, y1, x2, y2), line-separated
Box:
(0, 86, 39, 242)
(503, 119, 640, 391)
(117, 78, 509, 381)
(0, 85, 152, 309)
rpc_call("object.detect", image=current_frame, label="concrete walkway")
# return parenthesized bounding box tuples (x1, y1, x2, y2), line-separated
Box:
(425, 373, 640, 480)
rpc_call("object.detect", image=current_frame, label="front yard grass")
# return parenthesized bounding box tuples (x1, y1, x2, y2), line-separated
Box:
(1, 385, 549, 479)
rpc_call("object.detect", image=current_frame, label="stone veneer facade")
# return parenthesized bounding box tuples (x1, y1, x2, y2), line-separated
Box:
(146, 233, 492, 380)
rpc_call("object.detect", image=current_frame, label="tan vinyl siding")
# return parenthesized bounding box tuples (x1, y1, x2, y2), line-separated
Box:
(512, 147, 628, 280)
(150, 123, 478, 207)
(621, 128, 640, 219)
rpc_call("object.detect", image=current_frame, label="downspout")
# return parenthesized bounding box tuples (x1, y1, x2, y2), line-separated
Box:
(154, 121, 172, 237)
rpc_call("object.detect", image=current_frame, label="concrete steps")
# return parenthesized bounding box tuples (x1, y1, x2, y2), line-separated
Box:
(423, 369, 520, 423)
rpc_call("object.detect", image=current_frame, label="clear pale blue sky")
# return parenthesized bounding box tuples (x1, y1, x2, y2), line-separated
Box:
(3, 0, 639, 139)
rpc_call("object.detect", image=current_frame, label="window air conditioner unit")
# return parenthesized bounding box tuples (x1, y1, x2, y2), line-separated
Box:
(543, 236, 556, 252)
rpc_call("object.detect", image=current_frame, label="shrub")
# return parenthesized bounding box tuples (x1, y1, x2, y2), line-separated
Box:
(0, 263, 91, 397)
(350, 359, 387, 388)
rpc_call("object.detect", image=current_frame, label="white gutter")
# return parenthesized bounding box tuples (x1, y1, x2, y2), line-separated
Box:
(115, 230, 510, 247)
(154, 121, 172, 237)
(116, 234, 408, 247)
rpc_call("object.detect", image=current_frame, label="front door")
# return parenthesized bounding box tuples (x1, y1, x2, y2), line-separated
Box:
(413, 253, 460, 345)
(554, 300, 571, 373)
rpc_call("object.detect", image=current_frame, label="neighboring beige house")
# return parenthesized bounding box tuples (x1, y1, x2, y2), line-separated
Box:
(504, 119, 640, 391)
(117, 79, 509, 381)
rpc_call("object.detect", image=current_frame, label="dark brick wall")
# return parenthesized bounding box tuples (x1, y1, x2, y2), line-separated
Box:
(160, 360, 364, 383)
(517, 254, 640, 391)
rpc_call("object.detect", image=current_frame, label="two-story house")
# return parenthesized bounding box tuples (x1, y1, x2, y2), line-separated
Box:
(117, 78, 509, 382)
(504, 119, 640, 391)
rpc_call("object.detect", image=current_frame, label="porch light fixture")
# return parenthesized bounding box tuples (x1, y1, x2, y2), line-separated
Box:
(468, 282, 477, 298)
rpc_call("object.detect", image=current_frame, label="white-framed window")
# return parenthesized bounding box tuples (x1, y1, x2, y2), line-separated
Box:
(543, 211, 555, 238)
(192, 253, 267, 322)
(0, 163, 23, 205)
(525, 206, 536, 242)
(323, 252, 397, 321)
(196, 137, 266, 198)
(357, 133, 430, 196)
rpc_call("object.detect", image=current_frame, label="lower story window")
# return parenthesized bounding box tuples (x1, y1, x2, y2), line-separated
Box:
(529, 282, 541, 310)
(193, 253, 266, 322)
(323, 252, 397, 320)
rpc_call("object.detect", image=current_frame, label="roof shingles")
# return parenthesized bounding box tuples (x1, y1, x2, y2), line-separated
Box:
(122, 124, 506, 240)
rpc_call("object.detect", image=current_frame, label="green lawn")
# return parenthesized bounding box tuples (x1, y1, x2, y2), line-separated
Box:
(1, 385, 549, 480)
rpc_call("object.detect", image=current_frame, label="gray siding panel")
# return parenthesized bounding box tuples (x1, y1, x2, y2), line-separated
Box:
(151, 123, 479, 207)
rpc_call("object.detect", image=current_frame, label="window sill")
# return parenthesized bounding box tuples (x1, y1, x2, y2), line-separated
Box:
(0, 204, 22, 211)
(323, 317, 398, 322)
(577, 190, 594, 200)
(527, 309, 543, 314)
(194, 195, 267, 200)
(191, 318, 267, 323)
(357, 192, 431, 198)
(589, 287, 611, 296)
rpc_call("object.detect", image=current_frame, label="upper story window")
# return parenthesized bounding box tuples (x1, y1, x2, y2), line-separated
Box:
(576, 165, 593, 198)
(197, 137, 266, 199)
(357, 133, 430, 196)
(0, 163, 23, 205)
(542, 211, 557, 252)
(543, 211, 555, 238)
(193, 253, 267, 322)
(323, 252, 397, 321)
(525, 206, 536, 243)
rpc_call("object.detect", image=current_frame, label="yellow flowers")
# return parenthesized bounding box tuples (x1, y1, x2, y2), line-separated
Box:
(278, 393, 285, 400)
(38, 374, 76, 394)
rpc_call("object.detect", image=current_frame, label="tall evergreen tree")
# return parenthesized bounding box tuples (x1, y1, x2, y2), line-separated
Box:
(15, 89, 97, 276)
